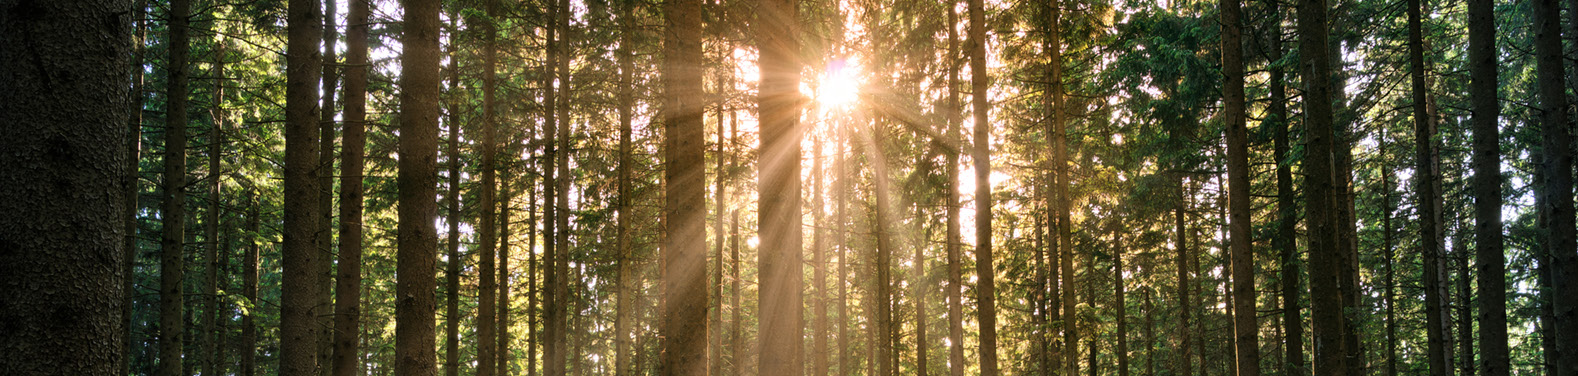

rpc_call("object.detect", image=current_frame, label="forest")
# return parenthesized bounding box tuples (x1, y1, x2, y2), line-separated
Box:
(2, 0, 1577, 375)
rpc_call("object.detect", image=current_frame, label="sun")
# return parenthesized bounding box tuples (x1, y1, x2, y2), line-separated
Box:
(814, 58, 861, 107)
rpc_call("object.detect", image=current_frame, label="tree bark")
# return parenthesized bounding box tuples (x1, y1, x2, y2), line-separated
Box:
(442, 24, 462, 376)
(283, 0, 324, 373)
(159, 0, 192, 373)
(331, 0, 370, 374)
(1116, 229, 1129, 376)
(1297, 0, 1343, 374)
(396, 0, 441, 374)
(945, 2, 966, 375)
(1409, 1, 1450, 374)
(1533, 0, 1577, 373)
(0, 0, 131, 373)
(815, 128, 830, 376)
(243, 192, 259, 376)
(1382, 134, 1397, 376)
(1221, 0, 1258, 374)
(201, 35, 227, 376)
(1467, 0, 1508, 373)
(317, 0, 340, 371)
(1265, 0, 1301, 372)
(863, 121, 896, 376)
(968, 0, 998, 371)
(477, 0, 501, 373)
(757, 0, 803, 372)
(663, 0, 709, 373)
(541, 0, 562, 370)
(615, 0, 637, 373)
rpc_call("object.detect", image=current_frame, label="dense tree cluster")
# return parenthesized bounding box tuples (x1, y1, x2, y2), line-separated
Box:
(3, 0, 1578, 375)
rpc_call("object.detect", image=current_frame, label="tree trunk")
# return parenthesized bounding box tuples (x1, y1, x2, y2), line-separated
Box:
(396, 0, 441, 374)
(202, 36, 227, 376)
(0, 0, 131, 372)
(757, 0, 803, 371)
(1533, 0, 1577, 374)
(1221, 0, 1258, 374)
(160, 0, 192, 373)
(317, 0, 340, 371)
(331, 0, 370, 374)
(1116, 229, 1129, 376)
(499, 165, 512, 376)
(730, 109, 743, 375)
(541, 0, 562, 370)
(968, 0, 998, 371)
(838, 121, 853, 376)
(1409, 1, 1450, 374)
(615, 0, 637, 372)
(1047, 1, 1074, 374)
(283, 0, 324, 373)
(243, 192, 259, 376)
(1174, 180, 1191, 376)
(945, 1, 966, 375)
(662, 0, 709, 372)
(1467, 0, 1508, 373)
(552, 0, 572, 368)
(1266, 0, 1301, 372)
(1382, 134, 1397, 376)
(528, 180, 539, 376)
(477, 0, 501, 373)
(864, 121, 895, 376)
(711, 80, 727, 376)
(815, 130, 830, 376)
(1297, 0, 1343, 373)
(442, 25, 462, 376)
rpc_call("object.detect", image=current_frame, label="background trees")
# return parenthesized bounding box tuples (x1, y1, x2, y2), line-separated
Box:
(15, 0, 1576, 374)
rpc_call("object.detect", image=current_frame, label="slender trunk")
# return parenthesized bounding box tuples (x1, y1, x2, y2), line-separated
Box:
(317, 0, 340, 371)
(1174, 181, 1191, 376)
(396, 0, 442, 374)
(541, 0, 562, 370)
(202, 37, 227, 376)
(159, 0, 193, 373)
(1116, 230, 1129, 376)
(1457, 231, 1475, 376)
(243, 193, 259, 376)
(1382, 135, 1397, 376)
(1047, 1, 1073, 374)
(442, 26, 462, 376)
(662, 0, 709, 372)
(552, 0, 572, 368)
(477, 0, 502, 372)
(711, 80, 727, 376)
(332, 0, 370, 373)
(1534, 0, 1578, 373)
(837, 121, 853, 376)
(864, 121, 896, 376)
(1266, 0, 1301, 372)
(614, 0, 637, 372)
(283, 0, 324, 373)
(815, 131, 830, 376)
(944, 2, 966, 375)
(499, 169, 512, 376)
(730, 109, 742, 375)
(0, 0, 131, 372)
(1144, 278, 1155, 376)
(528, 180, 539, 376)
(1221, 0, 1258, 374)
(1467, 0, 1508, 373)
(1409, 1, 1450, 374)
(968, 0, 998, 370)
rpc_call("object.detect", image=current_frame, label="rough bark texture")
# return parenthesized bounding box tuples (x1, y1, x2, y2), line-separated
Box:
(396, 0, 441, 374)
(1533, 0, 1577, 374)
(1467, 0, 1507, 374)
(317, 0, 340, 371)
(476, 0, 500, 373)
(663, 0, 709, 373)
(757, 0, 803, 372)
(614, 0, 637, 373)
(159, 0, 191, 374)
(968, 0, 998, 372)
(283, 0, 324, 373)
(1221, 0, 1258, 374)
(1409, 1, 1450, 374)
(0, 1, 131, 373)
(945, 2, 966, 375)
(331, 0, 370, 374)
(1298, 0, 1344, 374)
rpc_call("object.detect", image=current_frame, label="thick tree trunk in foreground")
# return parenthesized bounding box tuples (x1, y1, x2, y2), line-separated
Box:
(396, 0, 441, 374)
(1533, 0, 1577, 374)
(159, 0, 192, 374)
(663, 0, 709, 373)
(1221, 0, 1258, 373)
(968, 0, 998, 371)
(1467, 0, 1508, 374)
(0, 0, 131, 373)
(757, 0, 803, 372)
(283, 0, 324, 373)
(1298, 0, 1344, 374)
